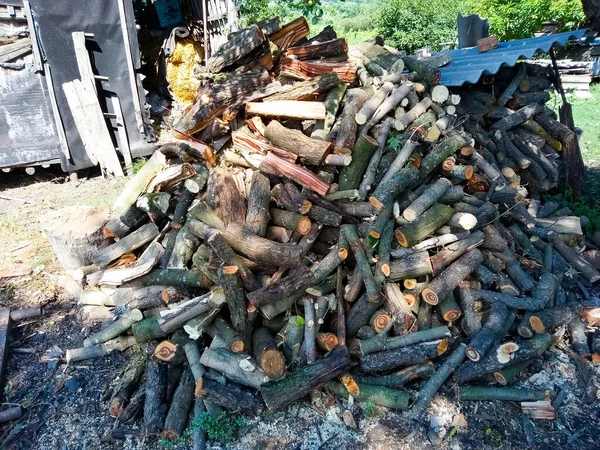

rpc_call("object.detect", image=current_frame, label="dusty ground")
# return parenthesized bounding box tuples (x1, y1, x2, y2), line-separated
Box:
(0, 167, 599, 450)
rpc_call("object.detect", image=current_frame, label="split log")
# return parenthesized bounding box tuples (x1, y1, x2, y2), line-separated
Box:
(264, 73, 341, 102)
(246, 100, 326, 120)
(279, 57, 357, 83)
(261, 346, 351, 410)
(421, 249, 483, 305)
(264, 120, 333, 165)
(207, 25, 265, 73)
(497, 64, 526, 106)
(268, 17, 310, 50)
(259, 151, 330, 196)
(287, 38, 348, 60)
(159, 290, 225, 335)
(269, 208, 312, 235)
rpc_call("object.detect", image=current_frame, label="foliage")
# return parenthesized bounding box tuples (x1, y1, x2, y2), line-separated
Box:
(130, 157, 147, 175)
(545, 189, 600, 233)
(473, 0, 585, 41)
(364, 401, 375, 417)
(193, 412, 246, 443)
(377, 0, 469, 53)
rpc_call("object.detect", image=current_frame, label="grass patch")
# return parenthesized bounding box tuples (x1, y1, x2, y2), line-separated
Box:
(570, 83, 600, 162)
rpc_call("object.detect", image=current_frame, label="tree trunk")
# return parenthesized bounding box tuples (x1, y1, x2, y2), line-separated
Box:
(41, 206, 110, 271)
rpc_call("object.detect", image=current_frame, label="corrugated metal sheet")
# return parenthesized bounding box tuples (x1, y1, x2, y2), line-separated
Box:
(438, 30, 589, 87)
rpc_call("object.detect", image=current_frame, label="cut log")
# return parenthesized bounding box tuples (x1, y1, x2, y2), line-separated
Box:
(353, 363, 435, 388)
(66, 336, 137, 363)
(162, 371, 196, 438)
(195, 375, 264, 414)
(261, 346, 351, 410)
(342, 224, 380, 302)
(550, 235, 600, 283)
(246, 100, 326, 120)
(402, 178, 453, 222)
(328, 380, 409, 410)
(370, 166, 419, 210)
(335, 87, 373, 152)
(388, 251, 433, 281)
(355, 82, 394, 125)
(247, 265, 315, 307)
(83, 309, 143, 347)
(359, 339, 448, 373)
(421, 249, 483, 305)
(457, 333, 551, 383)
(109, 358, 146, 418)
(497, 63, 526, 106)
(200, 346, 267, 389)
(93, 222, 159, 269)
(245, 171, 270, 237)
(144, 360, 168, 434)
(253, 327, 286, 379)
(259, 151, 330, 196)
(466, 302, 510, 362)
(268, 17, 310, 50)
(40, 206, 110, 271)
(408, 343, 466, 418)
(430, 231, 485, 275)
(395, 203, 455, 248)
(338, 134, 380, 191)
(350, 325, 450, 357)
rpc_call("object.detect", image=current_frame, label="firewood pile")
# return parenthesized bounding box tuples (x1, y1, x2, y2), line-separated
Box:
(47, 16, 600, 444)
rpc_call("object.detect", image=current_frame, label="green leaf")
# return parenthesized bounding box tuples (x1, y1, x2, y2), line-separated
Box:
(296, 316, 305, 326)
(311, 15, 319, 25)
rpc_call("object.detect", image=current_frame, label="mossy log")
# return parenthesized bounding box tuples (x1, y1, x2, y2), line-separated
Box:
(328, 380, 410, 410)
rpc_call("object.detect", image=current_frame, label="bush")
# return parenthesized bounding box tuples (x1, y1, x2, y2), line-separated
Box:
(473, 0, 585, 41)
(377, 0, 469, 53)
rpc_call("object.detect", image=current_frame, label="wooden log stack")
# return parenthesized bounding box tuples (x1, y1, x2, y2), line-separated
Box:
(47, 18, 600, 443)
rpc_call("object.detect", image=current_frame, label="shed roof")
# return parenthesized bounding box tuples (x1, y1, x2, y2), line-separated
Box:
(438, 30, 589, 86)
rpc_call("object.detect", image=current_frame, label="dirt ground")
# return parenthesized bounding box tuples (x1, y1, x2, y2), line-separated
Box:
(1, 167, 600, 450)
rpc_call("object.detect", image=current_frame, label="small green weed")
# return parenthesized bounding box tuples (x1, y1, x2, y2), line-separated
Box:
(159, 430, 191, 449)
(130, 158, 147, 175)
(193, 412, 246, 443)
(364, 402, 375, 417)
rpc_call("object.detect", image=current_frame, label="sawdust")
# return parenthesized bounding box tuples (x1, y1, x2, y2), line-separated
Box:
(166, 39, 204, 105)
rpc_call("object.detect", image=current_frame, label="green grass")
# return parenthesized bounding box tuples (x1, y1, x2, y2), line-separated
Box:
(570, 83, 600, 162)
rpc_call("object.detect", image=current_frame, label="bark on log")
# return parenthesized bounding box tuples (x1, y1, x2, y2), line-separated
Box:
(395, 203, 455, 248)
(388, 251, 433, 281)
(430, 230, 485, 276)
(335, 87, 372, 151)
(195, 375, 264, 415)
(370, 166, 420, 211)
(287, 38, 348, 61)
(247, 265, 315, 308)
(342, 224, 380, 302)
(350, 325, 451, 357)
(66, 336, 137, 363)
(466, 302, 510, 362)
(83, 309, 143, 347)
(355, 82, 394, 125)
(328, 380, 410, 410)
(253, 327, 286, 379)
(338, 134, 380, 191)
(421, 249, 483, 305)
(408, 343, 466, 418)
(259, 151, 330, 196)
(144, 360, 168, 434)
(458, 387, 550, 401)
(279, 57, 357, 83)
(245, 171, 270, 237)
(360, 339, 448, 373)
(207, 25, 265, 73)
(200, 345, 267, 388)
(457, 333, 551, 383)
(353, 363, 435, 388)
(261, 346, 351, 410)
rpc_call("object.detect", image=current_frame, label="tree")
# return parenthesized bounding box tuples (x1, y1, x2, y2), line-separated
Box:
(377, 0, 469, 53)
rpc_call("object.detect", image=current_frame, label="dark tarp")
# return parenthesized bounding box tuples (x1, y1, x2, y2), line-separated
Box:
(29, 0, 154, 171)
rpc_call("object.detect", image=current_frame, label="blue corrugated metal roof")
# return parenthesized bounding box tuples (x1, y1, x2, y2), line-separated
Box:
(438, 30, 589, 87)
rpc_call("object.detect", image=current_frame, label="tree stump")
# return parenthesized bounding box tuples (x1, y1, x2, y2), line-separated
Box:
(40, 206, 110, 271)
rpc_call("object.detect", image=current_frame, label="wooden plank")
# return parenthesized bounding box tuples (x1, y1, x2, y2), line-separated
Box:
(72, 32, 97, 94)
(23, 1, 42, 71)
(63, 79, 124, 177)
(110, 94, 133, 174)
(62, 80, 99, 167)
(0, 309, 12, 396)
